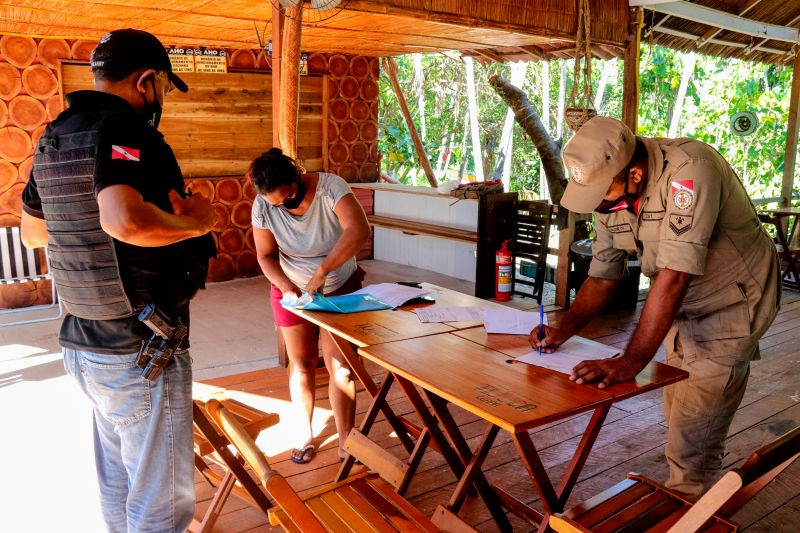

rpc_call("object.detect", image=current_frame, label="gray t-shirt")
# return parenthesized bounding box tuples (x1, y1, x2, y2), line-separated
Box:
(251, 173, 357, 294)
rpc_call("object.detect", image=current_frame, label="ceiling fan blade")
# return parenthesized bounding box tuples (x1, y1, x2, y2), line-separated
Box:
(279, 0, 302, 8)
(311, 0, 342, 9)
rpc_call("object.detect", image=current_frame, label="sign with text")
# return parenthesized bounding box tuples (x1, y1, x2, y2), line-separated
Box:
(194, 47, 228, 74)
(167, 47, 195, 73)
(300, 52, 308, 75)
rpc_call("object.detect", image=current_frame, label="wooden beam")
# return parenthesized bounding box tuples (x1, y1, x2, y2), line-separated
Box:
(271, 3, 283, 150)
(654, 27, 787, 56)
(631, 0, 799, 43)
(622, 7, 643, 133)
(745, 15, 800, 57)
(382, 57, 438, 187)
(781, 52, 800, 207)
(555, 209, 575, 308)
(469, 48, 507, 63)
(696, 0, 764, 48)
(279, 5, 302, 159)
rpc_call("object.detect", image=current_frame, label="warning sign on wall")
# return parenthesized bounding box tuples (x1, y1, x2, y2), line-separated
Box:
(194, 48, 228, 74)
(168, 47, 195, 73)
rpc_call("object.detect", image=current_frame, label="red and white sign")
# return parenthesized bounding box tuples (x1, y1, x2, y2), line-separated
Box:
(111, 145, 140, 161)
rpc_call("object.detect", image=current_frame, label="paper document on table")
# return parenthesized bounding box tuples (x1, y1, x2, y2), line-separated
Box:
(350, 283, 433, 308)
(516, 336, 621, 374)
(415, 306, 486, 323)
(483, 308, 546, 334)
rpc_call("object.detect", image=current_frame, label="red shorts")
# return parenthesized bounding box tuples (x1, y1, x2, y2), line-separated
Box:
(270, 266, 366, 328)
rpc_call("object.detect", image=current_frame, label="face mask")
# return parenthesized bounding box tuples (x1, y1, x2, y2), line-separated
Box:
(595, 179, 640, 215)
(281, 177, 306, 210)
(141, 78, 162, 129)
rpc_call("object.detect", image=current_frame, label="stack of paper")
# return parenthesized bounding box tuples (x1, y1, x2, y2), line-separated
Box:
(516, 336, 621, 374)
(415, 306, 486, 323)
(350, 283, 433, 309)
(483, 308, 545, 334)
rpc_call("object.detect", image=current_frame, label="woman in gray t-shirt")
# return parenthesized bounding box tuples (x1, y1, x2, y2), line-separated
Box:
(249, 148, 370, 464)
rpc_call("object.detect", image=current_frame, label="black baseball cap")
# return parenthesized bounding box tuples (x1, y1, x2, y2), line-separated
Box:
(90, 28, 188, 92)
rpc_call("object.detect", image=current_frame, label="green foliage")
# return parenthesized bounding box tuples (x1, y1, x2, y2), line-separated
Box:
(378, 46, 796, 200)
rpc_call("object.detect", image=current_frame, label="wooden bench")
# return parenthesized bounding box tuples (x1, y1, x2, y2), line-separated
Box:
(549, 425, 800, 533)
(204, 397, 478, 533)
(367, 214, 478, 243)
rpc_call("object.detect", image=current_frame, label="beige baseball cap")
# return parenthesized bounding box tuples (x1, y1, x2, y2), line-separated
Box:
(560, 116, 636, 213)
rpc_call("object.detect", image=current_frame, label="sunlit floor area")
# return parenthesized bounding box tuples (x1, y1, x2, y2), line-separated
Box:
(2, 260, 799, 532)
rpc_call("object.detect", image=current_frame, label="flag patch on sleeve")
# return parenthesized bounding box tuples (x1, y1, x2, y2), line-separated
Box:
(111, 145, 140, 161)
(671, 180, 694, 209)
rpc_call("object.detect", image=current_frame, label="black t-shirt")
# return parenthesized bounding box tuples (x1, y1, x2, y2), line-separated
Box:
(23, 90, 215, 354)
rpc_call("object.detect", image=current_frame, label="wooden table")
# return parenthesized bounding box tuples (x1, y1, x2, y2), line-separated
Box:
(358, 328, 688, 531)
(284, 283, 516, 527)
(761, 207, 800, 288)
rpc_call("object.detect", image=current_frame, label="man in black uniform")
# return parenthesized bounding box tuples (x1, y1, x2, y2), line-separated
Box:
(20, 29, 216, 532)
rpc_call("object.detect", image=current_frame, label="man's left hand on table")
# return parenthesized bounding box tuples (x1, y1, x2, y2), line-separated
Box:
(570, 355, 643, 389)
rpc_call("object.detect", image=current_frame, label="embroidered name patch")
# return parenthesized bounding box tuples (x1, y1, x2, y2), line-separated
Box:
(672, 180, 694, 209)
(111, 145, 140, 161)
(641, 210, 665, 221)
(608, 223, 633, 234)
(669, 214, 693, 236)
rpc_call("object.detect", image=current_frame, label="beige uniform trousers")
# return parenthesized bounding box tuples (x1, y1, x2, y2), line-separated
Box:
(662, 327, 753, 499)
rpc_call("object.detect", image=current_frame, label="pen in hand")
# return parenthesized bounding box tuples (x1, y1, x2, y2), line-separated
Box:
(538, 304, 545, 356)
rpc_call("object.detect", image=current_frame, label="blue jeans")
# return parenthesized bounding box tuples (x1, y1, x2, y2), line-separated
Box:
(63, 348, 195, 533)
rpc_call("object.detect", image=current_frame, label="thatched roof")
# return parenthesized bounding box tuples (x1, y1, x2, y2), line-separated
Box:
(0, 0, 629, 57)
(640, 0, 800, 65)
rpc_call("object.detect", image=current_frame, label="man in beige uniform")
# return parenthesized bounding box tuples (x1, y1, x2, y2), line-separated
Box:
(531, 116, 780, 498)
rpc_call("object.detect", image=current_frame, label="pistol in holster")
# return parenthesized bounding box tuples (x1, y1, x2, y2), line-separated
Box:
(136, 304, 188, 382)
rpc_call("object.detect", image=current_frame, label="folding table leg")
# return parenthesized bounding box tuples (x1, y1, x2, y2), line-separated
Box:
(555, 404, 610, 507)
(325, 331, 418, 453)
(424, 393, 512, 531)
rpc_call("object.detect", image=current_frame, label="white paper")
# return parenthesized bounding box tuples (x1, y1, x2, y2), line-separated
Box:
(482, 308, 547, 335)
(516, 336, 621, 374)
(349, 283, 432, 309)
(414, 306, 486, 323)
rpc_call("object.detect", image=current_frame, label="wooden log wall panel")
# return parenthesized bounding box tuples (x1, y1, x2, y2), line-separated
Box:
(352, 187, 374, 260)
(61, 65, 326, 177)
(0, 33, 379, 305)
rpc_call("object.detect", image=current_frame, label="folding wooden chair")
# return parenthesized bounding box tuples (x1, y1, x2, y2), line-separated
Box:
(758, 212, 800, 290)
(0, 226, 62, 326)
(204, 397, 478, 533)
(191, 396, 280, 533)
(549, 425, 800, 533)
(512, 200, 554, 303)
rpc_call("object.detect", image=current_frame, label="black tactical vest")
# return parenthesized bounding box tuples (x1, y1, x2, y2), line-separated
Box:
(33, 129, 136, 320)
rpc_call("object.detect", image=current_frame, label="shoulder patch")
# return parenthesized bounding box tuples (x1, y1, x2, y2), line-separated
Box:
(669, 214, 692, 235)
(671, 180, 694, 209)
(111, 145, 140, 161)
(608, 223, 633, 234)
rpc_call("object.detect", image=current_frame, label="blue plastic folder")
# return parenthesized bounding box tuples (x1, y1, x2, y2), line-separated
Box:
(281, 292, 392, 313)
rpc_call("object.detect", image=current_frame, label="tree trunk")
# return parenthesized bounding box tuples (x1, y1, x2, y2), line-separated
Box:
(540, 60, 551, 200)
(412, 53, 427, 142)
(593, 61, 615, 112)
(494, 61, 527, 190)
(668, 53, 697, 138)
(489, 73, 567, 203)
(556, 60, 567, 140)
(464, 56, 484, 181)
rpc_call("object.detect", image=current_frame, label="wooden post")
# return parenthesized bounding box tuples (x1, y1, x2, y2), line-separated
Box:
(279, 5, 302, 159)
(622, 7, 643, 133)
(782, 51, 800, 207)
(555, 208, 575, 308)
(383, 57, 438, 187)
(271, 3, 283, 149)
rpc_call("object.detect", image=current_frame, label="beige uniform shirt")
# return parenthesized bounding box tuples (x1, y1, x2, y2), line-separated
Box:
(589, 137, 780, 362)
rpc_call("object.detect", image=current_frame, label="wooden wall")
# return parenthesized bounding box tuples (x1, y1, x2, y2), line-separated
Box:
(0, 33, 381, 306)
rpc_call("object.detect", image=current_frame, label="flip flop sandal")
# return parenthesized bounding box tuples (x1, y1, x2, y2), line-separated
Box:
(290, 444, 316, 464)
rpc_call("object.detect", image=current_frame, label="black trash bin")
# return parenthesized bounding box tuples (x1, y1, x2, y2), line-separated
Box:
(569, 238, 641, 312)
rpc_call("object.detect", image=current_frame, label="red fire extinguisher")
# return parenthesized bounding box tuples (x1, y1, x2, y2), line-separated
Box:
(495, 239, 513, 301)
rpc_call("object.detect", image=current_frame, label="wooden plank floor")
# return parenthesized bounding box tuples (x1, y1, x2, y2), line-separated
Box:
(193, 290, 800, 532)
